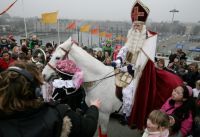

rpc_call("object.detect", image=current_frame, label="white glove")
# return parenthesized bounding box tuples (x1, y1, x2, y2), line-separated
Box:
(119, 66, 127, 72)
(115, 59, 121, 68)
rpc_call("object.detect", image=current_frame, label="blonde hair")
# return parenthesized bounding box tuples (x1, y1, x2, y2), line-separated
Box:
(12, 46, 20, 53)
(196, 80, 200, 90)
(148, 110, 170, 128)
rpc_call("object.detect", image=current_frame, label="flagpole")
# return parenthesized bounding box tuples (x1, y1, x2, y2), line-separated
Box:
(88, 34, 89, 47)
(21, 0, 28, 38)
(99, 25, 101, 46)
(57, 18, 60, 44)
(77, 28, 80, 44)
(90, 33, 93, 47)
(80, 32, 82, 45)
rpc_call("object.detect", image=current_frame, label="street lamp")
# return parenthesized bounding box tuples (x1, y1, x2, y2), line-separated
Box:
(169, 9, 179, 23)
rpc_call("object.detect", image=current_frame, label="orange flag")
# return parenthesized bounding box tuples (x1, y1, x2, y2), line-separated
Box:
(66, 21, 76, 30)
(121, 36, 127, 42)
(99, 32, 106, 37)
(91, 27, 99, 35)
(80, 24, 91, 32)
(115, 35, 122, 40)
(106, 33, 112, 39)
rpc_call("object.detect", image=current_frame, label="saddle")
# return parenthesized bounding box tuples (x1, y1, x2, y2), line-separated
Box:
(115, 69, 133, 102)
(115, 69, 133, 88)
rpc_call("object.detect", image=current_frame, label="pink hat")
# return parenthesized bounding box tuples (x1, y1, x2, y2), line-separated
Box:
(56, 59, 81, 75)
(186, 85, 193, 97)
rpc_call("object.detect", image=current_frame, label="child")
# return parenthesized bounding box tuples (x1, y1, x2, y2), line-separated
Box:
(161, 85, 195, 137)
(193, 80, 200, 98)
(142, 110, 170, 137)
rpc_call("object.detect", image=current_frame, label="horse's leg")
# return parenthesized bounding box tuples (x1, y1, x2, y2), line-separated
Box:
(98, 112, 110, 137)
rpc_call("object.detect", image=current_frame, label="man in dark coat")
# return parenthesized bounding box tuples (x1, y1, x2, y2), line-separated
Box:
(0, 61, 100, 137)
(183, 62, 200, 88)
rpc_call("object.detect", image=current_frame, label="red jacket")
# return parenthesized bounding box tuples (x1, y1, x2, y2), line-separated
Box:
(0, 58, 14, 71)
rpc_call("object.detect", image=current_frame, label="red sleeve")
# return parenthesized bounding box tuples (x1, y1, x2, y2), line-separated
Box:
(0, 59, 8, 70)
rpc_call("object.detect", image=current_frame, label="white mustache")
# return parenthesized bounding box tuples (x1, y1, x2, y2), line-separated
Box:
(134, 29, 140, 33)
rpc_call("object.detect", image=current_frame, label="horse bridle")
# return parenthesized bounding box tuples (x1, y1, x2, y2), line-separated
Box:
(47, 43, 73, 72)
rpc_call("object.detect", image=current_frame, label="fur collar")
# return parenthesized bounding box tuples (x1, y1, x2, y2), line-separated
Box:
(60, 116, 72, 137)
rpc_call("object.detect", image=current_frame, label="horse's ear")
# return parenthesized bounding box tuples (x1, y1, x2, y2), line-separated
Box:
(65, 37, 71, 44)
(68, 37, 72, 41)
(71, 39, 79, 46)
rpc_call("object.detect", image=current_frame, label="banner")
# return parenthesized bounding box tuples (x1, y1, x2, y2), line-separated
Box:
(80, 24, 91, 32)
(66, 21, 76, 30)
(0, 0, 18, 16)
(41, 11, 58, 24)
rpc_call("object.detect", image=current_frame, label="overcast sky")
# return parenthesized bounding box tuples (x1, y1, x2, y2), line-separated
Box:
(0, 0, 199, 22)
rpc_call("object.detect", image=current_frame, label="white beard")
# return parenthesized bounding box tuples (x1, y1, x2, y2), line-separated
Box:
(125, 25, 147, 54)
(124, 25, 147, 64)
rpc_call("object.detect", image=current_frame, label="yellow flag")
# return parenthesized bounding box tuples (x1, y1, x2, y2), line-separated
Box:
(80, 24, 91, 32)
(99, 32, 106, 37)
(41, 11, 58, 24)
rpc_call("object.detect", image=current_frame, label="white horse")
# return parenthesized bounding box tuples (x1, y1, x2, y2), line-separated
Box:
(42, 37, 122, 137)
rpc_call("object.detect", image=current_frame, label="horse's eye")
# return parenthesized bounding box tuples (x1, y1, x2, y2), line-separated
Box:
(55, 57, 60, 60)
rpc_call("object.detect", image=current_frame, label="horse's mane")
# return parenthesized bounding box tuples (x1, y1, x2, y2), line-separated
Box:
(69, 44, 113, 82)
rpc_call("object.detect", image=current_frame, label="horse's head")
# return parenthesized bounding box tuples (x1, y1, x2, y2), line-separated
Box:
(42, 37, 73, 81)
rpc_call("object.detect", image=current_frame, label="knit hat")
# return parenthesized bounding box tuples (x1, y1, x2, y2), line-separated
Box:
(106, 40, 111, 45)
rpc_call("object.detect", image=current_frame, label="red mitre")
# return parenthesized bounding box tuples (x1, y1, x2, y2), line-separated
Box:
(131, 0, 150, 23)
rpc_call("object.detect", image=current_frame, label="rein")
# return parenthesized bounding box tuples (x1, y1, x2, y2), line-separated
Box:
(85, 70, 118, 83)
(83, 70, 120, 91)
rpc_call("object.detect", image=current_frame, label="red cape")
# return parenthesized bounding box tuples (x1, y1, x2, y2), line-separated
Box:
(128, 60, 183, 129)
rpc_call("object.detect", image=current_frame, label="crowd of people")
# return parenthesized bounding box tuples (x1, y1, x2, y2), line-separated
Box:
(155, 49, 200, 89)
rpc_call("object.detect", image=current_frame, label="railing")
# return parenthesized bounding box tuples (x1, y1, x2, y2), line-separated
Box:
(156, 56, 200, 67)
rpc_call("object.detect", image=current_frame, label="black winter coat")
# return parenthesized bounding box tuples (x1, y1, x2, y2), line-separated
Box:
(0, 103, 99, 137)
